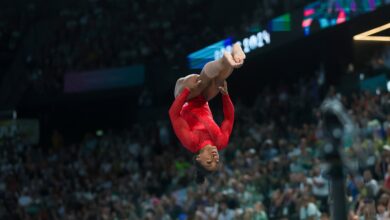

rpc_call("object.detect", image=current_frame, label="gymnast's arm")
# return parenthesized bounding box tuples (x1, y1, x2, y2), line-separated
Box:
(169, 87, 199, 152)
(215, 82, 234, 150)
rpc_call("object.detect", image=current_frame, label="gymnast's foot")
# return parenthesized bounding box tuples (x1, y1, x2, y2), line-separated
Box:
(232, 42, 246, 65)
(223, 43, 245, 69)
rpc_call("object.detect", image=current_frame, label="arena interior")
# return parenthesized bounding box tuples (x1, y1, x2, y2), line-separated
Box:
(1, 0, 390, 219)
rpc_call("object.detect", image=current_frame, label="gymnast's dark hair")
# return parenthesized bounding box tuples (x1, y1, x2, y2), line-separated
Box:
(193, 156, 213, 184)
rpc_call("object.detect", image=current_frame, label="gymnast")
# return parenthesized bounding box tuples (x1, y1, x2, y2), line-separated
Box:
(169, 43, 245, 183)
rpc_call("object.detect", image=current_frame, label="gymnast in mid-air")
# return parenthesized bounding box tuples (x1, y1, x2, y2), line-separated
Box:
(169, 43, 245, 183)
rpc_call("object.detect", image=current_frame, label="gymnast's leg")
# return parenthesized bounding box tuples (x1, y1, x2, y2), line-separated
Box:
(174, 43, 245, 100)
(202, 43, 245, 101)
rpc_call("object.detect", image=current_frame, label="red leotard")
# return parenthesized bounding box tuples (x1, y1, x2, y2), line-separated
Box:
(169, 88, 234, 153)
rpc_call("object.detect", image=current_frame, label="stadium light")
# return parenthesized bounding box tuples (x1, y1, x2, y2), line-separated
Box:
(387, 81, 390, 92)
(353, 23, 390, 42)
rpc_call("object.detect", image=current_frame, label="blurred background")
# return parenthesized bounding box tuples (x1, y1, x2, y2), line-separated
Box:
(0, 0, 390, 219)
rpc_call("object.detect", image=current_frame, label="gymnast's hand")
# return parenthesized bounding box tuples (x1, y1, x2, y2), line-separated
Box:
(218, 81, 228, 95)
(187, 77, 202, 92)
(223, 43, 246, 69)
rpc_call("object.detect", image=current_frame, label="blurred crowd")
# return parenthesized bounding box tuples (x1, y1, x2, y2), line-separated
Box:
(2, 73, 390, 220)
(0, 2, 36, 75)
(2, 0, 313, 94)
(2, 0, 390, 96)
(30, 0, 312, 70)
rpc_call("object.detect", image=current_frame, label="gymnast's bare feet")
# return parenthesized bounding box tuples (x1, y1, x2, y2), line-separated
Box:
(222, 43, 246, 69)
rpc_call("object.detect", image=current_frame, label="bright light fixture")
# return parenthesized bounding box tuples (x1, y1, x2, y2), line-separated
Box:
(353, 23, 390, 42)
(387, 81, 390, 92)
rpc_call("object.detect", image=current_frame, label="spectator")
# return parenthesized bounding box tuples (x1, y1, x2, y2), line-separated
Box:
(299, 194, 321, 220)
(310, 166, 329, 211)
(363, 169, 380, 199)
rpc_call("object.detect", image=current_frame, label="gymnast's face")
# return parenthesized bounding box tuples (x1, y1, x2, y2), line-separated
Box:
(196, 145, 220, 171)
